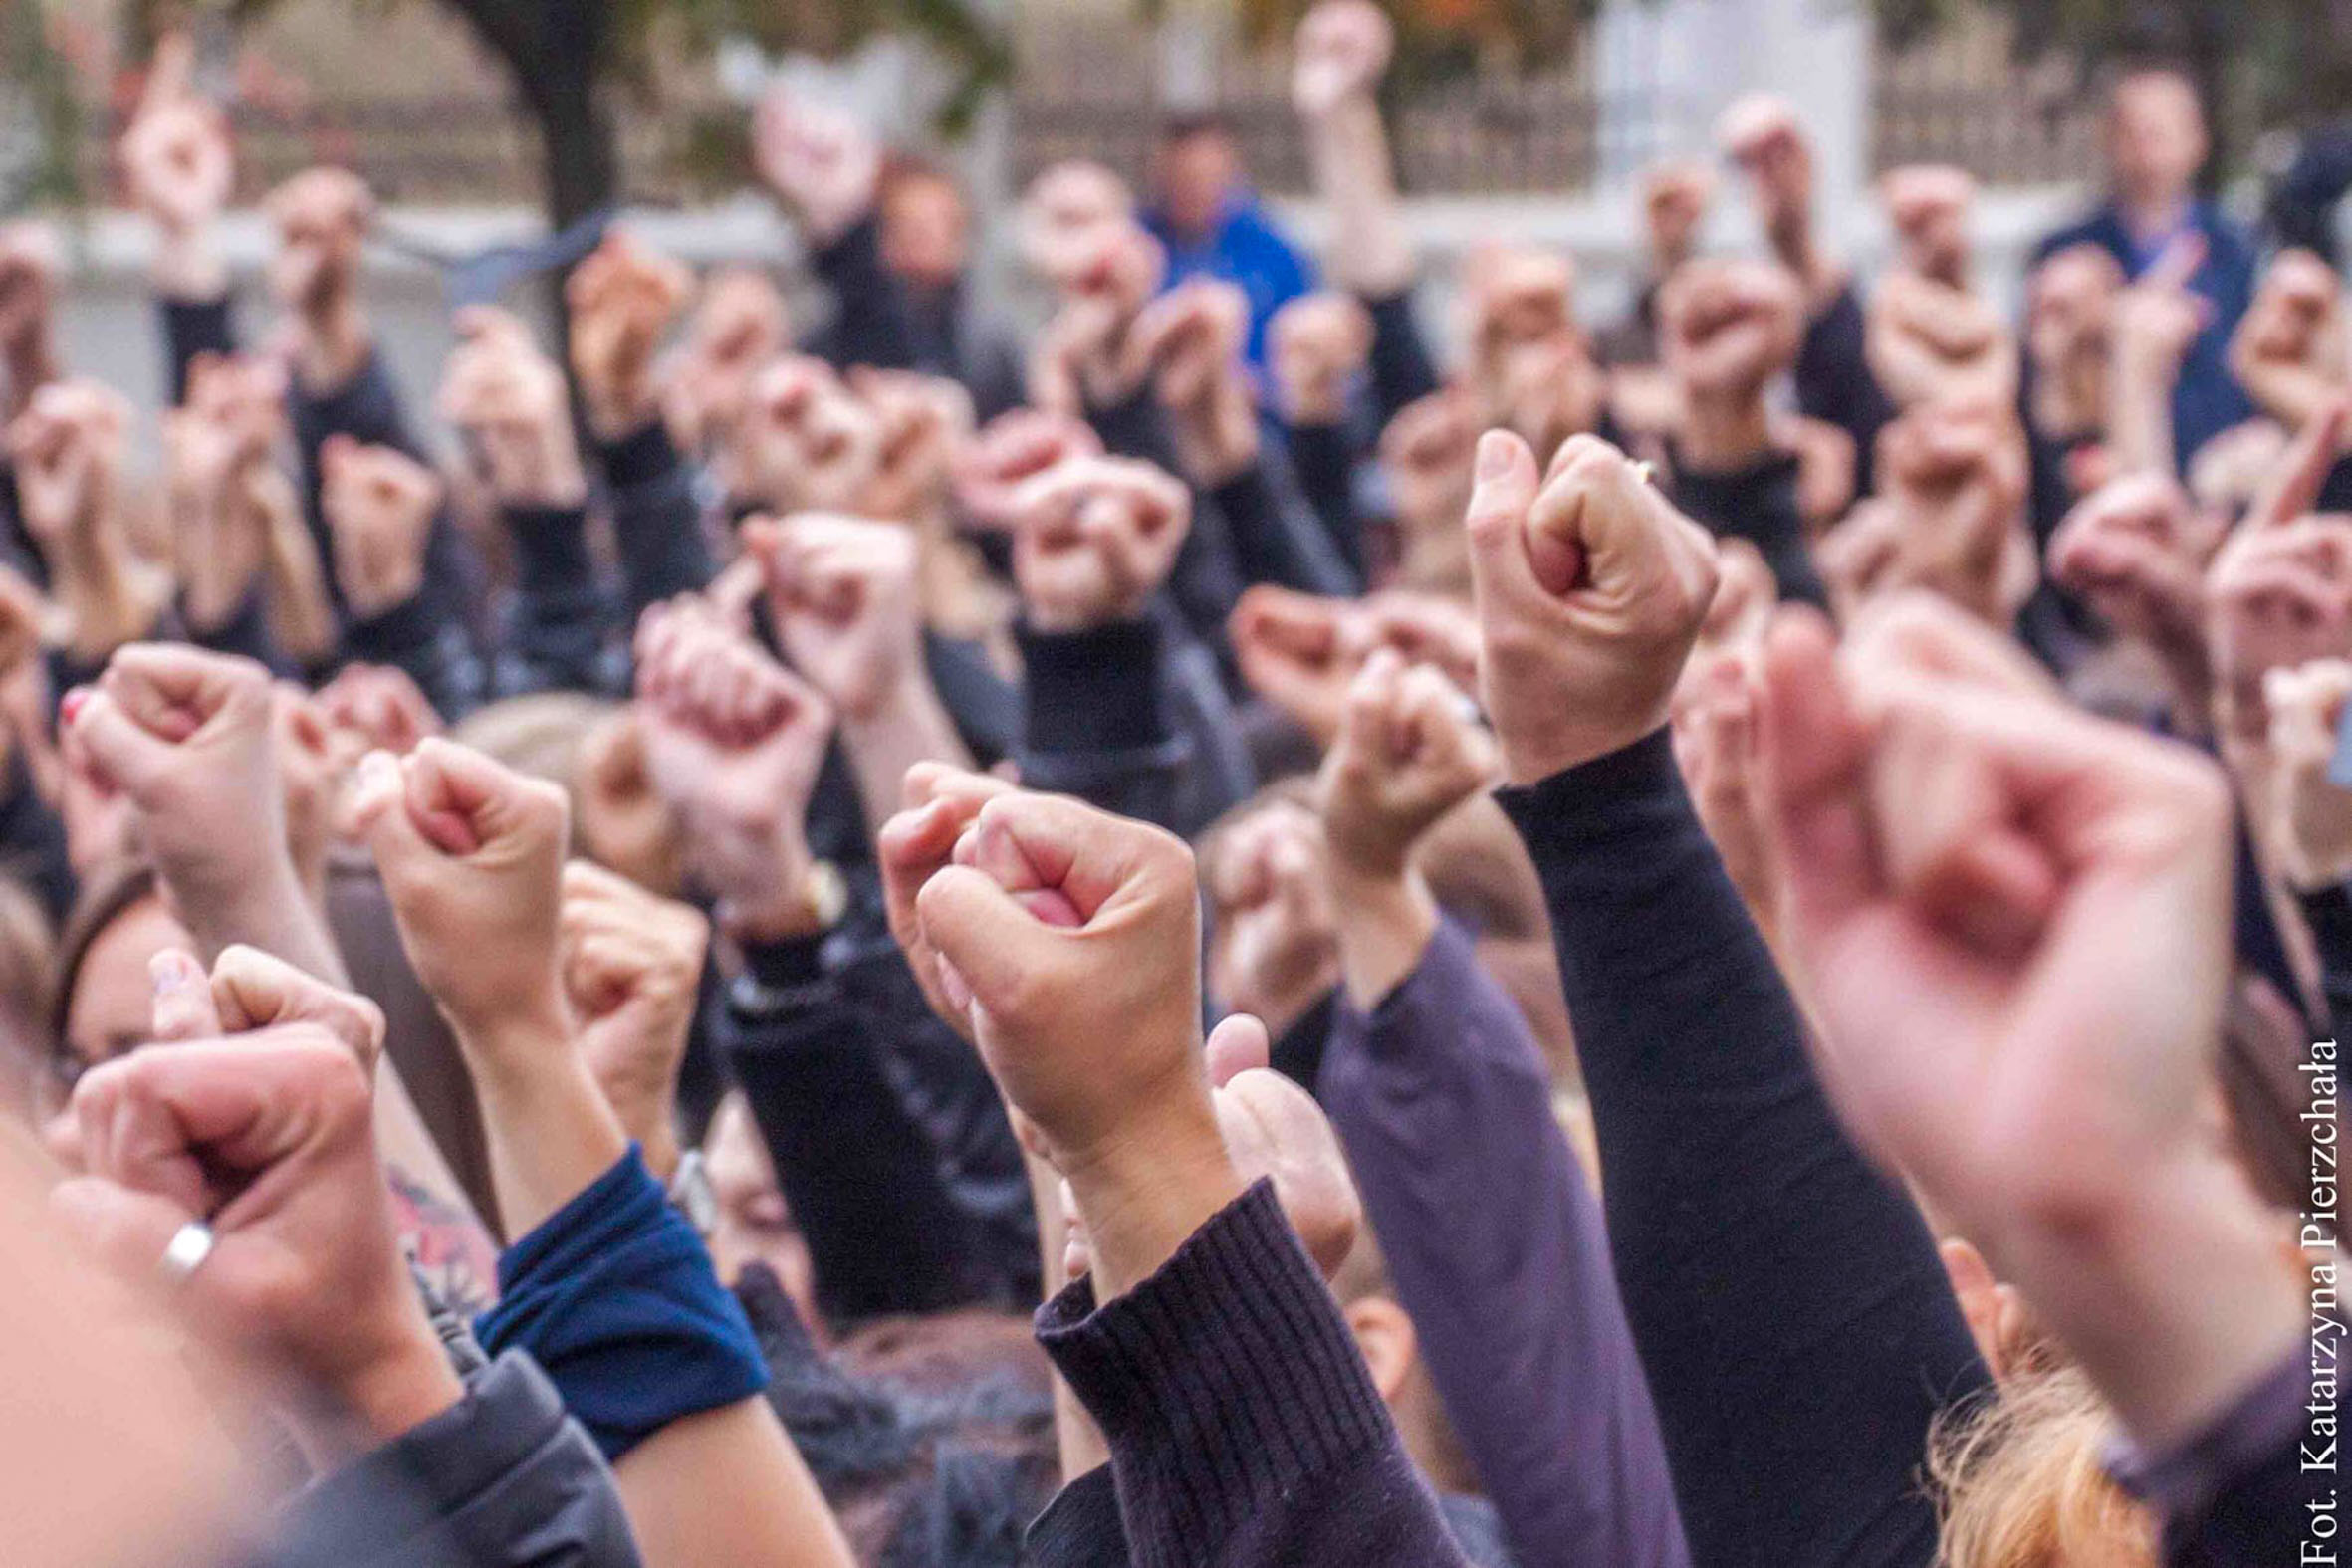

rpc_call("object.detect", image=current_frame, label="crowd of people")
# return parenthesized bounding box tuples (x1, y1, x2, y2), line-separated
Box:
(0, 4, 2325, 1564)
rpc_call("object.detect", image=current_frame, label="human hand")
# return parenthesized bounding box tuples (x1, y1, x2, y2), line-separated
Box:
(1318, 648, 1499, 882)
(1231, 585, 1360, 745)
(64, 644, 294, 918)
(634, 602, 836, 943)
(559, 859, 709, 1183)
(1379, 388, 1481, 589)
(1717, 94, 1818, 281)
(2025, 244, 2123, 437)
(1758, 593, 2296, 1447)
(2230, 248, 2347, 432)
(567, 228, 691, 441)
(909, 788, 1231, 1277)
(1292, 0, 1394, 121)
(1878, 163, 1976, 285)
(1639, 159, 1715, 272)
(662, 268, 788, 460)
(1659, 257, 1803, 466)
(2046, 474, 2220, 665)
(752, 90, 881, 245)
(2262, 658, 2352, 890)
(1269, 293, 1373, 426)
(953, 407, 1103, 531)
(314, 661, 443, 775)
(348, 737, 572, 1048)
(734, 354, 884, 516)
(1018, 161, 1135, 294)
(851, 366, 974, 522)
(119, 34, 233, 243)
(1202, 795, 1341, 1039)
(8, 379, 133, 555)
(319, 436, 440, 618)
(1671, 649, 1784, 934)
(1028, 220, 1165, 410)
(574, 709, 684, 897)
(1128, 280, 1258, 480)
(144, 941, 387, 1069)
(1866, 269, 2018, 411)
(1010, 455, 1191, 632)
(437, 308, 587, 509)
(2109, 238, 2209, 393)
(741, 511, 924, 721)
(1466, 430, 1720, 784)
(1874, 397, 2035, 626)
(2206, 515, 2352, 744)
(52, 1028, 462, 1453)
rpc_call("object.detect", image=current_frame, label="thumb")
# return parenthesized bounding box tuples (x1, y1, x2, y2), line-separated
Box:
(66, 688, 170, 798)
(350, 748, 441, 886)
(1205, 1013, 1272, 1086)
(915, 864, 1056, 1024)
(1463, 430, 1541, 585)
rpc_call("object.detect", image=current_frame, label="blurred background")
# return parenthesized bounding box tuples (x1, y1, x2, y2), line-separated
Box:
(2, 0, 2343, 418)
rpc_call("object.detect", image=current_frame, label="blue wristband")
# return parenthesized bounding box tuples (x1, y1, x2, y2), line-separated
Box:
(475, 1145, 769, 1460)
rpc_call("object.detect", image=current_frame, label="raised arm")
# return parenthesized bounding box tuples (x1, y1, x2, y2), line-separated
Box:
(1464, 429, 1987, 1568)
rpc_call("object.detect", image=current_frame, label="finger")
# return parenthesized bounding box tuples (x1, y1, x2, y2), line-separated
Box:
(403, 737, 568, 857)
(1463, 429, 1544, 596)
(2247, 393, 2351, 532)
(209, 945, 385, 1067)
(48, 1178, 191, 1290)
(915, 863, 1055, 1019)
(2142, 233, 2207, 296)
(1758, 606, 1882, 942)
(1205, 1012, 1273, 1087)
(147, 950, 223, 1043)
(139, 32, 198, 119)
(67, 688, 172, 796)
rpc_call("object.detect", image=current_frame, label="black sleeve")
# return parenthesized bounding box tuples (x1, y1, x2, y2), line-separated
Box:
(0, 743, 72, 923)
(1082, 389, 1248, 650)
(598, 421, 716, 628)
(492, 503, 616, 698)
(1207, 453, 1360, 598)
(343, 590, 487, 723)
(187, 584, 287, 674)
(2294, 882, 2352, 1047)
(1670, 449, 1829, 610)
(1363, 289, 1442, 429)
(1015, 617, 1194, 831)
(922, 629, 1021, 769)
(808, 216, 918, 373)
(1793, 284, 1895, 497)
(1286, 421, 1362, 578)
(720, 933, 1022, 1326)
(1497, 729, 1988, 1568)
(160, 296, 239, 407)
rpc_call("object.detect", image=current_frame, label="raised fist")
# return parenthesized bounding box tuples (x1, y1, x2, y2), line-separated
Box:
(436, 307, 585, 509)
(559, 859, 709, 1182)
(567, 228, 691, 440)
(1878, 163, 1976, 284)
(1874, 398, 2034, 626)
(1270, 293, 1373, 426)
(1010, 455, 1192, 632)
(1660, 257, 1803, 412)
(265, 167, 372, 321)
(119, 35, 233, 239)
(1292, 0, 1394, 120)
(741, 511, 924, 721)
(1466, 431, 1720, 784)
(1203, 795, 1339, 1035)
(663, 268, 789, 460)
(319, 436, 440, 617)
(634, 603, 836, 942)
(2045, 474, 2219, 653)
(752, 90, 881, 244)
(2230, 249, 2347, 431)
(1018, 161, 1135, 294)
(953, 407, 1103, 532)
(734, 354, 883, 516)
(1318, 649, 1499, 881)
(1867, 269, 2017, 411)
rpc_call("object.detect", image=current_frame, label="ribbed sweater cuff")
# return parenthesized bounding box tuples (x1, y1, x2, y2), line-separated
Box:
(598, 421, 681, 491)
(1035, 1179, 1389, 1550)
(1018, 616, 1167, 753)
(503, 503, 594, 594)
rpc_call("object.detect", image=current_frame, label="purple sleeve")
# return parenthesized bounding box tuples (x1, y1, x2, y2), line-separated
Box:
(1037, 1180, 1471, 1568)
(1322, 918, 1691, 1568)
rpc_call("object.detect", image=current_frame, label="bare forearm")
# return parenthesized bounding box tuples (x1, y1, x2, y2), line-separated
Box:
(464, 1012, 633, 1238)
(1330, 863, 1440, 1011)
(616, 1401, 855, 1568)
(842, 677, 970, 837)
(1306, 99, 1414, 300)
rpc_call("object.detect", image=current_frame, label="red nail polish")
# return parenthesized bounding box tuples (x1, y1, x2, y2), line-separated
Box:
(58, 688, 87, 726)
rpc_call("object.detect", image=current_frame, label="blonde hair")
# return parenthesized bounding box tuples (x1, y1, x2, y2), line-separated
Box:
(1932, 1368, 2156, 1568)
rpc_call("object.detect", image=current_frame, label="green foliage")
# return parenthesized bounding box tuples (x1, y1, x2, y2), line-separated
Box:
(0, 1, 88, 213)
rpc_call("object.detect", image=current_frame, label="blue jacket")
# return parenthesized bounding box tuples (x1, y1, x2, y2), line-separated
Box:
(2033, 200, 2257, 466)
(1146, 193, 1317, 368)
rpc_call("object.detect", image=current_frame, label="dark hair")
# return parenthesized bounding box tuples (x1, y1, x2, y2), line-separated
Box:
(1158, 110, 1236, 147)
(46, 858, 158, 1056)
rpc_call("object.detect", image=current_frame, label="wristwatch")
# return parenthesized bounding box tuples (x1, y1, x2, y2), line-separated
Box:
(668, 1148, 718, 1239)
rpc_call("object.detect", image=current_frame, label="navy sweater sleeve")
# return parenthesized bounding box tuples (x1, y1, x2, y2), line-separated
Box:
(1793, 283, 1893, 497)
(1286, 420, 1362, 576)
(1036, 1179, 1471, 1568)
(1671, 449, 1829, 610)
(1497, 729, 1988, 1568)
(1322, 919, 1691, 1568)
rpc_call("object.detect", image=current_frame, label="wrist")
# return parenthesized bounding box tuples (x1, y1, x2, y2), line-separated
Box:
(1328, 863, 1439, 1011)
(1060, 1088, 1244, 1303)
(720, 855, 837, 947)
(451, 992, 575, 1093)
(1679, 395, 1774, 471)
(322, 1318, 467, 1452)
(836, 658, 936, 729)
